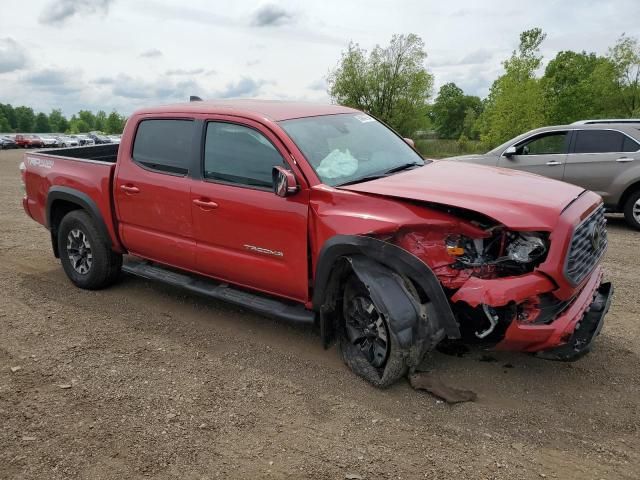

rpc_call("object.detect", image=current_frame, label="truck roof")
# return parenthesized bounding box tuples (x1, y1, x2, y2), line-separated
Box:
(134, 99, 359, 122)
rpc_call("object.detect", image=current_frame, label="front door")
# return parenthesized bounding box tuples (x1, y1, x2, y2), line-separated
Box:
(190, 118, 309, 302)
(114, 118, 198, 270)
(497, 130, 569, 180)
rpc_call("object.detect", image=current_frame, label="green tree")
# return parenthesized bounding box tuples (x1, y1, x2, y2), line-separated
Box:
(69, 115, 90, 134)
(48, 109, 69, 132)
(14, 106, 35, 132)
(328, 34, 434, 136)
(0, 104, 17, 130)
(542, 51, 620, 123)
(78, 110, 96, 130)
(0, 114, 11, 133)
(34, 112, 51, 133)
(105, 110, 126, 134)
(431, 82, 482, 139)
(479, 28, 547, 148)
(94, 110, 107, 132)
(608, 34, 640, 115)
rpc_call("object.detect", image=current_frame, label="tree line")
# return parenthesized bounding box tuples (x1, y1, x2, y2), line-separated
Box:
(0, 104, 127, 135)
(328, 29, 640, 149)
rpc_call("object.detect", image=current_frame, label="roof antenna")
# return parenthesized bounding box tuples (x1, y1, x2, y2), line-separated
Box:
(190, 96, 203, 102)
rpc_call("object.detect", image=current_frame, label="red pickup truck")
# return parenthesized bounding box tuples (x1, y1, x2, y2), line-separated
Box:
(20, 100, 613, 387)
(15, 134, 45, 148)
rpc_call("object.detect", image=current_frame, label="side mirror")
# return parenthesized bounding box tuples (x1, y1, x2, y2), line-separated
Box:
(503, 146, 517, 158)
(403, 137, 415, 148)
(272, 165, 298, 197)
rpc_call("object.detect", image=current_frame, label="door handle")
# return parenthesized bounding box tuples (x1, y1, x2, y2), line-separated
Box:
(546, 160, 563, 166)
(193, 198, 219, 209)
(616, 157, 634, 163)
(120, 184, 140, 193)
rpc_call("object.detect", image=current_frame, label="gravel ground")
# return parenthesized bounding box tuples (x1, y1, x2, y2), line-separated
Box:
(0, 148, 638, 479)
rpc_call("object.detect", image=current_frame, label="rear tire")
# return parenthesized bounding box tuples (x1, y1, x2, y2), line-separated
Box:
(57, 210, 122, 289)
(339, 275, 408, 388)
(623, 190, 640, 230)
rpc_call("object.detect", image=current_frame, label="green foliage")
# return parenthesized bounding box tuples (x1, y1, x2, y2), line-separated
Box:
(328, 34, 434, 136)
(78, 110, 96, 131)
(34, 112, 51, 133)
(415, 138, 485, 158)
(541, 51, 621, 123)
(478, 28, 547, 148)
(48, 109, 69, 132)
(431, 83, 482, 139)
(105, 110, 126, 134)
(608, 34, 640, 115)
(94, 110, 107, 132)
(15, 106, 35, 132)
(0, 114, 11, 133)
(0, 104, 17, 130)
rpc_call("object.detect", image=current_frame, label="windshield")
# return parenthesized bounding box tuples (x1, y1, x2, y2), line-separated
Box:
(280, 113, 424, 186)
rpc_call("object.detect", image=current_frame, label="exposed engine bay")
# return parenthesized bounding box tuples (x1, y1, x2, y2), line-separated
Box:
(390, 215, 552, 344)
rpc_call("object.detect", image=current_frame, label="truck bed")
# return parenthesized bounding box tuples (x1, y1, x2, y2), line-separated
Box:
(44, 144, 119, 163)
(22, 146, 122, 251)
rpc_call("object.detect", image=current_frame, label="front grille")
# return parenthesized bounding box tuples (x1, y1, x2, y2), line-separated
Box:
(565, 204, 607, 285)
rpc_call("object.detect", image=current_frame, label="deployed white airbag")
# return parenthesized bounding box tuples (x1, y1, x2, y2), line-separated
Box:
(316, 148, 358, 179)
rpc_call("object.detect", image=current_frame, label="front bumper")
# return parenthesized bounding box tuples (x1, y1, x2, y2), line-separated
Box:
(494, 266, 611, 354)
(536, 281, 612, 360)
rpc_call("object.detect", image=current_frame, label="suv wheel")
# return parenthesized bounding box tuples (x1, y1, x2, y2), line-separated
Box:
(339, 275, 408, 388)
(623, 190, 640, 230)
(58, 210, 122, 289)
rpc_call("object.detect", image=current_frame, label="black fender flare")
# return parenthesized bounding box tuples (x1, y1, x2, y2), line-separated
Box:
(46, 186, 113, 256)
(312, 235, 461, 352)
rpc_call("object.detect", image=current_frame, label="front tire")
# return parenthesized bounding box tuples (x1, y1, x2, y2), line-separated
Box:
(57, 210, 122, 289)
(623, 190, 640, 230)
(339, 275, 408, 388)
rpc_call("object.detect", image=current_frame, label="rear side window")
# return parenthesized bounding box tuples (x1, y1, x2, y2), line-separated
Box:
(573, 130, 625, 153)
(132, 119, 194, 175)
(203, 122, 284, 189)
(622, 135, 640, 152)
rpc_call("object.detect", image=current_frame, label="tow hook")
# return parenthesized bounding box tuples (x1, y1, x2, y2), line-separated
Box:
(476, 304, 498, 339)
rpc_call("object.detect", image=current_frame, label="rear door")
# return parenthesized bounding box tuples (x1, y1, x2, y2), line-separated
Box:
(114, 117, 199, 270)
(563, 129, 639, 204)
(190, 117, 310, 302)
(497, 130, 569, 180)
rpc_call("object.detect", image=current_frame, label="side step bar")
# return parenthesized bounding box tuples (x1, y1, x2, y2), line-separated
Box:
(122, 259, 315, 325)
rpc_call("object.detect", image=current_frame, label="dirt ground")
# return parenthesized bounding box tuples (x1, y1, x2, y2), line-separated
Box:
(0, 148, 638, 480)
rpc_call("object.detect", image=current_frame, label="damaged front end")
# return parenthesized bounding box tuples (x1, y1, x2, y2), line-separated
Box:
(388, 202, 612, 360)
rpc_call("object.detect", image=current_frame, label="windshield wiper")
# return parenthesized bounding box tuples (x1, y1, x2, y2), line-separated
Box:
(336, 162, 423, 187)
(382, 161, 423, 175)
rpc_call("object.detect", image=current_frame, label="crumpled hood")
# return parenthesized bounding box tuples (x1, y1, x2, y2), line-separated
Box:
(339, 161, 586, 230)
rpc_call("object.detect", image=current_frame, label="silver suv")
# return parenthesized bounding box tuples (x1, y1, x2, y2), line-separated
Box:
(446, 124, 640, 229)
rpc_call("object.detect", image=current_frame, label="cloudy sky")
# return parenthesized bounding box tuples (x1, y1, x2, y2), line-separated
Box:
(1, 0, 639, 116)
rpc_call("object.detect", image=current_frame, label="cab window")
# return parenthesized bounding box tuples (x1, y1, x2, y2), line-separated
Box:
(203, 122, 284, 189)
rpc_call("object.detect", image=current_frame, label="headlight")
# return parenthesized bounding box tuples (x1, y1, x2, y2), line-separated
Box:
(506, 233, 547, 263)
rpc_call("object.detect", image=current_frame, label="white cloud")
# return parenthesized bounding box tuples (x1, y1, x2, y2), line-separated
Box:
(39, 0, 114, 25)
(139, 48, 163, 58)
(0, 38, 28, 74)
(1, 0, 638, 115)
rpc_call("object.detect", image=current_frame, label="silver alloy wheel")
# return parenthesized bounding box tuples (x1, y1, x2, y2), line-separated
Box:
(344, 294, 389, 368)
(66, 228, 92, 274)
(634, 198, 640, 224)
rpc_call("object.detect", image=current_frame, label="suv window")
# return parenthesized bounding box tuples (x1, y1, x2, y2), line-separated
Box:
(515, 131, 567, 155)
(132, 119, 194, 175)
(622, 135, 640, 152)
(203, 122, 284, 189)
(573, 130, 627, 153)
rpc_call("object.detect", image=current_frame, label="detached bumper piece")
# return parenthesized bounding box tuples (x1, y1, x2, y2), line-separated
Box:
(536, 282, 613, 361)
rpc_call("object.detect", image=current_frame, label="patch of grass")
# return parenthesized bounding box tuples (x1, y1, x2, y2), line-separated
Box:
(415, 139, 485, 159)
